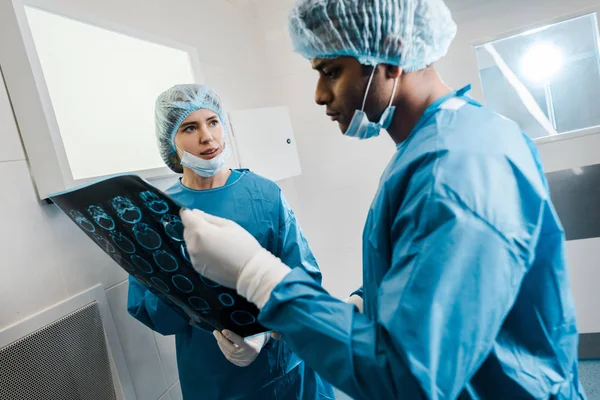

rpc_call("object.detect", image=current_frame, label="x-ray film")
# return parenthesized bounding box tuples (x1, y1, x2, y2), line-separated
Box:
(50, 175, 266, 337)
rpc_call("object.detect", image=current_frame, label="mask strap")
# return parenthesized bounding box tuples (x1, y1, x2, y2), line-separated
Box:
(175, 145, 185, 159)
(361, 67, 377, 111)
(388, 78, 398, 107)
(361, 68, 399, 112)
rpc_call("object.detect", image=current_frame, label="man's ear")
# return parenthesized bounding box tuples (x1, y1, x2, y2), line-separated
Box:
(384, 64, 402, 79)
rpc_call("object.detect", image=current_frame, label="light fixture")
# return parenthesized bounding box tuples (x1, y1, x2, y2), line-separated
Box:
(520, 42, 563, 84)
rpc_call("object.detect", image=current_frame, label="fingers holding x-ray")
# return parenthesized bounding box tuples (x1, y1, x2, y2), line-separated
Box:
(345, 294, 364, 313)
(213, 330, 267, 367)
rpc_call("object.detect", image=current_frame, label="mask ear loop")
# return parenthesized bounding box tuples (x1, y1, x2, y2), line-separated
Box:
(172, 127, 184, 161)
(361, 67, 377, 112)
(388, 78, 399, 107)
(174, 143, 185, 160)
(377, 77, 399, 127)
(361, 67, 399, 112)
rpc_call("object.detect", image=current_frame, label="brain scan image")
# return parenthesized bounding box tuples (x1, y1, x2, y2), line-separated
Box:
(111, 196, 142, 224)
(110, 231, 136, 254)
(69, 210, 95, 233)
(200, 275, 220, 288)
(180, 243, 191, 263)
(188, 296, 210, 312)
(161, 214, 184, 242)
(111, 253, 134, 273)
(172, 274, 194, 293)
(153, 250, 179, 272)
(139, 191, 169, 215)
(230, 310, 256, 326)
(151, 277, 170, 293)
(92, 233, 115, 253)
(131, 255, 153, 274)
(132, 223, 162, 250)
(50, 175, 265, 336)
(218, 293, 235, 307)
(87, 205, 115, 231)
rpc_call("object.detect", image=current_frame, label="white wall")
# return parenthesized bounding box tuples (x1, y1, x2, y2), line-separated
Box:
(0, 1, 279, 399)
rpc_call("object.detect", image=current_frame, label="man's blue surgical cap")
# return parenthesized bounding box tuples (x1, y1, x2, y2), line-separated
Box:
(288, 0, 457, 71)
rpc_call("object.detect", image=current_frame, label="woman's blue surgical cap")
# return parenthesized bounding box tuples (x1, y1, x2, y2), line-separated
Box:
(288, 0, 457, 71)
(155, 84, 230, 173)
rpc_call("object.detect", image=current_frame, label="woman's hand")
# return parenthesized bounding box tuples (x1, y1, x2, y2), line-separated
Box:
(213, 330, 268, 367)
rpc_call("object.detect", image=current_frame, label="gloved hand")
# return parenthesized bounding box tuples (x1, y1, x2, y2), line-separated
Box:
(213, 329, 268, 367)
(180, 209, 291, 308)
(180, 209, 262, 288)
(345, 294, 364, 313)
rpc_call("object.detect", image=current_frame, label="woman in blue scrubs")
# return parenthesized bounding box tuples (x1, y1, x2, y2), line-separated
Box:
(177, 1, 587, 399)
(127, 84, 334, 400)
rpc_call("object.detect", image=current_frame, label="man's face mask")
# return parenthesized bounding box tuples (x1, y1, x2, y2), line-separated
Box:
(345, 66, 398, 140)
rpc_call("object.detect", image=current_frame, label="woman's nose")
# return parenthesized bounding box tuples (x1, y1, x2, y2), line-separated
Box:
(197, 126, 214, 144)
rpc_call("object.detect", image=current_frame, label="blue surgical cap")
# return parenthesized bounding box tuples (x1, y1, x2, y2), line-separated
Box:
(288, 0, 457, 72)
(155, 84, 230, 173)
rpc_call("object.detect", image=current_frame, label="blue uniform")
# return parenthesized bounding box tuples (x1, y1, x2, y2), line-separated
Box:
(128, 170, 334, 400)
(259, 88, 587, 399)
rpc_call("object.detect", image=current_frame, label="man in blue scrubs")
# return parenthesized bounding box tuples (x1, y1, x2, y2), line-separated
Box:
(179, 1, 587, 399)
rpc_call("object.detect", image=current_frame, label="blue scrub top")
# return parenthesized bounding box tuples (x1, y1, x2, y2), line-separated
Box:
(258, 88, 587, 399)
(127, 169, 334, 400)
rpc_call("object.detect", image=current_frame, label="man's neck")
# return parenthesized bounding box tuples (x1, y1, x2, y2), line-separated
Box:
(181, 168, 232, 190)
(387, 72, 452, 145)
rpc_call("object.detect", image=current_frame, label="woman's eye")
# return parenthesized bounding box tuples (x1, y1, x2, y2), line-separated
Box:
(183, 126, 196, 133)
(210, 120, 220, 127)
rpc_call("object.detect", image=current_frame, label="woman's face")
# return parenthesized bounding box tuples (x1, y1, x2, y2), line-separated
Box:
(173, 108, 225, 161)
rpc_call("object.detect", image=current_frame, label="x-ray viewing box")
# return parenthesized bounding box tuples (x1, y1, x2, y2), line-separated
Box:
(0, 0, 302, 200)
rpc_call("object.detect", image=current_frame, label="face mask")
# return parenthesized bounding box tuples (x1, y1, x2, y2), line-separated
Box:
(345, 67, 398, 140)
(178, 144, 231, 178)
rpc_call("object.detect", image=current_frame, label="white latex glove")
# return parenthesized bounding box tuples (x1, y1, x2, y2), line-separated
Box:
(345, 294, 364, 313)
(180, 209, 291, 308)
(213, 329, 268, 367)
(180, 209, 262, 288)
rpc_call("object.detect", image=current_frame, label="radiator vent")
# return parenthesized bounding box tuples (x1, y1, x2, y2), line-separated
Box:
(0, 301, 117, 400)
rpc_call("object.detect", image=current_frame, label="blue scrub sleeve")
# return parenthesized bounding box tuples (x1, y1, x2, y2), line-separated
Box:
(127, 276, 189, 336)
(259, 187, 530, 399)
(277, 193, 322, 284)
